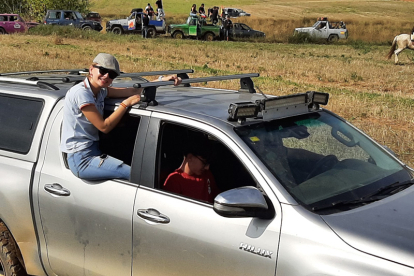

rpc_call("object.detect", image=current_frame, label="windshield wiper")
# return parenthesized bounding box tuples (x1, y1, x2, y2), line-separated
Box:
(364, 179, 414, 199)
(312, 179, 414, 212)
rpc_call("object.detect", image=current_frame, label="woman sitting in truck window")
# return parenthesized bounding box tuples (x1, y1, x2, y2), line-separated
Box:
(60, 53, 181, 181)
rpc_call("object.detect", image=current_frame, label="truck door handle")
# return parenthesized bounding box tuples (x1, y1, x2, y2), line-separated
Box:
(44, 183, 71, 197)
(137, 208, 170, 224)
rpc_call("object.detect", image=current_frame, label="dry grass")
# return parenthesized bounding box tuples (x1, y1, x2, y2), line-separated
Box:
(1, 0, 414, 167)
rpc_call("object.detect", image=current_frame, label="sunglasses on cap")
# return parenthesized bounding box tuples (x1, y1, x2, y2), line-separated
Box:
(93, 65, 118, 79)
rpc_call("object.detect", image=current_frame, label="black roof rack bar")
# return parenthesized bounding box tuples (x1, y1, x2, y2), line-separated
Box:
(133, 73, 259, 88)
(0, 76, 59, 90)
(0, 69, 88, 76)
(120, 69, 194, 78)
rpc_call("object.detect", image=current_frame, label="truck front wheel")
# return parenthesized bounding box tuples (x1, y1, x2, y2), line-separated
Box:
(147, 28, 156, 38)
(0, 223, 26, 276)
(328, 34, 339, 42)
(172, 31, 184, 39)
(112, 26, 123, 35)
(204, 32, 214, 41)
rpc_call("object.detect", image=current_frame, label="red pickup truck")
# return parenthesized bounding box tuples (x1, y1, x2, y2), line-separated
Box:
(0, 14, 39, 34)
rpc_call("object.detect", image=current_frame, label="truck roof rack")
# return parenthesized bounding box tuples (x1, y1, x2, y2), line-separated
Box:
(0, 69, 194, 84)
(134, 73, 260, 107)
(0, 76, 59, 90)
(0, 69, 87, 76)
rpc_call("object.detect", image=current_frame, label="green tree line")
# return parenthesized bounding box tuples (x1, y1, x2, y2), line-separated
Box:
(0, 0, 90, 21)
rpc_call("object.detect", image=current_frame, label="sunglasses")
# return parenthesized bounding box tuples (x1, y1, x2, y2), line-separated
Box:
(93, 65, 118, 79)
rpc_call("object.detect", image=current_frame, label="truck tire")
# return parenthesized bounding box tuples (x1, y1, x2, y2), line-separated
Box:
(328, 34, 339, 42)
(82, 25, 92, 31)
(112, 26, 123, 35)
(147, 28, 156, 38)
(204, 32, 214, 41)
(0, 223, 26, 276)
(172, 31, 184, 39)
(0, 28, 6, 35)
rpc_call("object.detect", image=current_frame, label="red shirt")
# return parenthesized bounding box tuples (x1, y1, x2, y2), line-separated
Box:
(163, 169, 220, 203)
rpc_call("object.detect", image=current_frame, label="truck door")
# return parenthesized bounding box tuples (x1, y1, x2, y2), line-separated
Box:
(189, 17, 198, 36)
(131, 116, 281, 276)
(36, 104, 149, 276)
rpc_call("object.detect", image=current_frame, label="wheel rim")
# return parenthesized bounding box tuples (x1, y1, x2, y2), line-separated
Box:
(113, 28, 121, 34)
(206, 34, 213, 41)
(0, 29, 5, 34)
(174, 33, 183, 39)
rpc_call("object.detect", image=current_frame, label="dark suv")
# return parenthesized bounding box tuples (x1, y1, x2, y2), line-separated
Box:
(43, 10, 102, 31)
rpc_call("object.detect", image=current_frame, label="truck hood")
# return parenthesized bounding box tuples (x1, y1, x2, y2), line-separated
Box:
(322, 186, 414, 268)
(169, 23, 187, 28)
(108, 18, 127, 24)
(294, 27, 313, 32)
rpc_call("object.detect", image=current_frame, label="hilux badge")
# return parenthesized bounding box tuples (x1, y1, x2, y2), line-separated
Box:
(239, 242, 273, 258)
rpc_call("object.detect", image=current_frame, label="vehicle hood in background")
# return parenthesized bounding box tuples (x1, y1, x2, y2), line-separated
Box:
(295, 27, 313, 32)
(322, 187, 414, 268)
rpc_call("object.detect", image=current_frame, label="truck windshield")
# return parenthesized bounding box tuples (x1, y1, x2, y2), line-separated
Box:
(75, 11, 83, 19)
(235, 111, 412, 212)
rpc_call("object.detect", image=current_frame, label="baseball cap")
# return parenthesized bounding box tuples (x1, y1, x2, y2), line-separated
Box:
(93, 53, 120, 76)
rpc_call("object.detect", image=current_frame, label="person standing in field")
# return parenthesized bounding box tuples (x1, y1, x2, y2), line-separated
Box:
(142, 13, 149, 38)
(223, 15, 233, 41)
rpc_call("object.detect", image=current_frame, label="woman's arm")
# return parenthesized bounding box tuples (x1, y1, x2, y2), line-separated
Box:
(81, 95, 141, 134)
(107, 75, 182, 98)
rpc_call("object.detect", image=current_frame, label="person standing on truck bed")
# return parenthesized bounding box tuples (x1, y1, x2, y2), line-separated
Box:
(60, 53, 181, 180)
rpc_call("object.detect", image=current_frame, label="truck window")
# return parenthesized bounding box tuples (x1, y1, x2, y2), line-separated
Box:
(0, 94, 43, 154)
(49, 11, 61, 19)
(156, 122, 257, 203)
(99, 111, 141, 166)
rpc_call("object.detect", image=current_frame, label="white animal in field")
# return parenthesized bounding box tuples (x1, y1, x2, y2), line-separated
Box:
(386, 34, 414, 64)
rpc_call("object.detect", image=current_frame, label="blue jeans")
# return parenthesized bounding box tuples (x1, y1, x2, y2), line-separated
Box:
(67, 142, 130, 180)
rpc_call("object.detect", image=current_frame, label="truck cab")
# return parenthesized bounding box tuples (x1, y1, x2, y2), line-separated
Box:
(168, 15, 220, 41)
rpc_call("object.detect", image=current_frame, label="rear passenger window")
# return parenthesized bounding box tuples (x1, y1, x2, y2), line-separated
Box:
(0, 94, 43, 153)
(99, 111, 141, 166)
(157, 122, 257, 203)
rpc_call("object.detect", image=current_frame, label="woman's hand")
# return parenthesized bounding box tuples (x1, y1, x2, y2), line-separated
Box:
(160, 75, 182, 86)
(123, 94, 141, 107)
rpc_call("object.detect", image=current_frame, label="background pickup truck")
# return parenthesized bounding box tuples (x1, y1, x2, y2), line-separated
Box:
(168, 15, 220, 41)
(106, 11, 166, 37)
(294, 18, 348, 42)
(43, 9, 103, 31)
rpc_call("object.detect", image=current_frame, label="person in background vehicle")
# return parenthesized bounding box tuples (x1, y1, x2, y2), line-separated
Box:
(211, 6, 219, 24)
(190, 4, 197, 16)
(199, 3, 206, 16)
(60, 53, 181, 180)
(163, 138, 220, 203)
(223, 14, 233, 41)
(145, 3, 155, 19)
(155, 0, 164, 20)
(142, 13, 149, 38)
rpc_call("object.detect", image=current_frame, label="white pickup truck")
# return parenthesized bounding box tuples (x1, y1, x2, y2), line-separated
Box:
(294, 18, 348, 42)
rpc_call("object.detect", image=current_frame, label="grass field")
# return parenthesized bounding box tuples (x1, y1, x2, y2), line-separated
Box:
(91, 0, 414, 43)
(1, 0, 414, 167)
